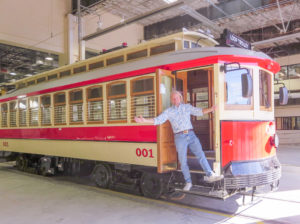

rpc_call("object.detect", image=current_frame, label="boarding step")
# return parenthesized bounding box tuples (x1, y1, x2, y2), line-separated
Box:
(175, 185, 230, 200)
(187, 150, 215, 158)
(187, 155, 215, 173)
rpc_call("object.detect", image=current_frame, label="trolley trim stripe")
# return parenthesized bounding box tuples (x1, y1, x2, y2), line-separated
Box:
(0, 55, 279, 103)
(0, 125, 157, 142)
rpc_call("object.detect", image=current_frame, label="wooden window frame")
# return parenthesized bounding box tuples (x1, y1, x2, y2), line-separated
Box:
(40, 95, 52, 126)
(130, 76, 154, 96)
(130, 76, 155, 122)
(18, 98, 27, 127)
(107, 81, 127, 123)
(54, 92, 66, 125)
(69, 89, 84, 125)
(9, 101, 17, 127)
(259, 70, 273, 111)
(86, 85, 104, 124)
(29, 97, 39, 127)
(1, 103, 8, 127)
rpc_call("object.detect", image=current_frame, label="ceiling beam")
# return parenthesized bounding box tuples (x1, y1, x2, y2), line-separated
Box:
(83, 1, 184, 41)
(252, 32, 300, 48)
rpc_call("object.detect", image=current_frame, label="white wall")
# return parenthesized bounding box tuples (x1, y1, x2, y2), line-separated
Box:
(0, 0, 144, 65)
(83, 12, 144, 53)
(0, 0, 71, 54)
(275, 54, 300, 66)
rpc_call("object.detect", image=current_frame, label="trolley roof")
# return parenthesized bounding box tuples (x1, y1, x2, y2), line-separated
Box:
(0, 31, 280, 101)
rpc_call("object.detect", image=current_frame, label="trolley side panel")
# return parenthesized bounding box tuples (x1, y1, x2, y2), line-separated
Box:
(0, 125, 156, 142)
(0, 139, 158, 167)
(221, 121, 276, 167)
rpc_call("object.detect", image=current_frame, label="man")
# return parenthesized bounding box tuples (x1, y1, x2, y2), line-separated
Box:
(135, 90, 223, 191)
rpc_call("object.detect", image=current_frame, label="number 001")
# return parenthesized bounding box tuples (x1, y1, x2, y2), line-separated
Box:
(136, 148, 154, 158)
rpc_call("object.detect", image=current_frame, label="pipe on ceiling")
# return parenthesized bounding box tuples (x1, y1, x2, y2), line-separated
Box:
(83, 1, 185, 41)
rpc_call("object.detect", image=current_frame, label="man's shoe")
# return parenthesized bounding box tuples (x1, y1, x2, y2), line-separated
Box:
(183, 182, 192, 191)
(204, 172, 224, 183)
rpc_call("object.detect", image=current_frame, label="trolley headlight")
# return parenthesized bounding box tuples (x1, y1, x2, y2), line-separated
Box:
(270, 134, 279, 148)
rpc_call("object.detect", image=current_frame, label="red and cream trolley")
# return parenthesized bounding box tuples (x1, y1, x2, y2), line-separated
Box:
(0, 31, 282, 199)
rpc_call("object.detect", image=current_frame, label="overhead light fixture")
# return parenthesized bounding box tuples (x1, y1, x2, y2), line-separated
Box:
(45, 55, 53, 61)
(36, 59, 44, 65)
(10, 72, 16, 76)
(163, 0, 178, 3)
(25, 74, 32, 77)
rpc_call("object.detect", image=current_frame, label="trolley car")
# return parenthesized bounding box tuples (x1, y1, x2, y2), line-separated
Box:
(0, 31, 284, 199)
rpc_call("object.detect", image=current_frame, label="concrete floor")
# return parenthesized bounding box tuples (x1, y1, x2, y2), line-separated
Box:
(0, 145, 300, 224)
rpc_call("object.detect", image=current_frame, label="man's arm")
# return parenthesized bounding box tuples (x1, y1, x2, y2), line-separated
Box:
(135, 110, 169, 125)
(202, 105, 218, 114)
(134, 115, 154, 124)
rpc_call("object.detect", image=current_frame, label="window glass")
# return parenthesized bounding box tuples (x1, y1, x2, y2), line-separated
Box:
(184, 40, 190, 49)
(19, 99, 27, 126)
(194, 87, 209, 120)
(54, 93, 66, 124)
(69, 90, 83, 123)
(160, 76, 173, 111)
(87, 86, 103, 122)
(29, 97, 39, 126)
(132, 78, 153, 94)
(288, 64, 300, 79)
(191, 42, 200, 48)
(225, 69, 251, 106)
(276, 116, 300, 130)
(70, 90, 83, 102)
(87, 86, 102, 99)
(107, 82, 127, 121)
(54, 93, 66, 104)
(1, 103, 8, 127)
(109, 98, 127, 120)
(275, 66, 288, 81)
(108, 83, 126, 97)
(259, 70, 271, 108)
(88, 101, 103, 122)
(41, 95, 51, 125)
(9, 101, 17, 127)
(131, 77, 155, 120)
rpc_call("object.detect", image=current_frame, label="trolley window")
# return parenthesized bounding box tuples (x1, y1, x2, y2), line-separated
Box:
(259, 70, 272, 110)
(69, 89, 83, 124)
(1, 103, 8, 127)
(18, 99, 27, 127)
(29, 97, 39, 126)
(54, 92, 66, 125)
(41, 95, 51, 125)
(225, 69, 252, 109)
(130, 77, 155, 121)
(107, 82, 127, 122)
(87, 86, 103, 123)
(9, 101, 17, 127)
(48, 74, 58, 80)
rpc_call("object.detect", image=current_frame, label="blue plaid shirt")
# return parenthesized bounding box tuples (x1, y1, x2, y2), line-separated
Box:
(154, 103, 203, 134)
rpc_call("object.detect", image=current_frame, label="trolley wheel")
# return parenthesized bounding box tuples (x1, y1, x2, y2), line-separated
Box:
(92, 164, 112, 189)
(140, 172, 164, 199)
(16, 155, 28, 171)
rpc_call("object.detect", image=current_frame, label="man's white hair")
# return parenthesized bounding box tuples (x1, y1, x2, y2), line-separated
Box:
(171, 90, 183, 102)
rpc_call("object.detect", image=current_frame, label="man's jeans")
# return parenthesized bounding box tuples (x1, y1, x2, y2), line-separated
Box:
(174, 131, 212, 183)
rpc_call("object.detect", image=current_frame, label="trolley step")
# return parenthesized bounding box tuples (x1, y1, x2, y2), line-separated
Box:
(175, 185, 230, 200)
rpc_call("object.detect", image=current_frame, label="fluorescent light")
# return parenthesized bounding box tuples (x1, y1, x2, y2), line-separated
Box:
(163, 0, 178, 4)
(17, 95, 26, 99)
(10, 72, 16, 76)
(45, 56, 53, 61)
(25, 74, 32, 77)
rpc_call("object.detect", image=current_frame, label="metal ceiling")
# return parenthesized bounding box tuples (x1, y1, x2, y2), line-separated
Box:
(0, 44, 59, 84)
(2, 0, 300, 85)
(77, 0, 300, 57)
